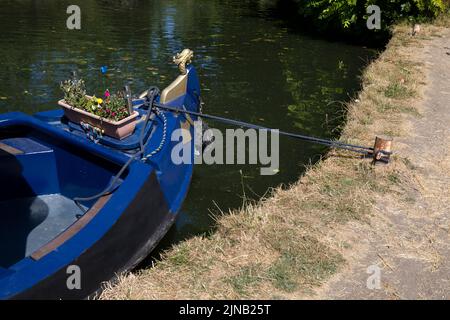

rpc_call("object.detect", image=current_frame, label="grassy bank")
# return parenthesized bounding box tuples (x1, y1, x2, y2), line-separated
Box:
(101, 17, 450, 299)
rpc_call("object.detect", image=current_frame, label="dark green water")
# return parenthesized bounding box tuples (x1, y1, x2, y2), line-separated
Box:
(0, 0, 375, 245)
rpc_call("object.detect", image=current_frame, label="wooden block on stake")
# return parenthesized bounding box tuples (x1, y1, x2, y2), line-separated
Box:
(372, 136, 393, 164)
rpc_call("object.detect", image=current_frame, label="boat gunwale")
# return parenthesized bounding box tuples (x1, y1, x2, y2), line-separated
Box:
(0, 112, 132, 166)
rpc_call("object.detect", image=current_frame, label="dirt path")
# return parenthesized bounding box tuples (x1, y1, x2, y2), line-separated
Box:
(316, 29, 450, 299)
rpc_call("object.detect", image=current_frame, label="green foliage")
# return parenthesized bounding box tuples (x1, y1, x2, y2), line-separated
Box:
(96, 91, 130, 122)
(60, 79, 130, 122)
(60, 78, 87, 107)
(294, 0, 448, 34)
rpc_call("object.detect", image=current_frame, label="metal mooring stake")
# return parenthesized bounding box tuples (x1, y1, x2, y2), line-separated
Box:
(372, 136, 393, 164)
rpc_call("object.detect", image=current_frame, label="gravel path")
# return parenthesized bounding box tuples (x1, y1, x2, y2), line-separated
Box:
(316, 29, 450, 300)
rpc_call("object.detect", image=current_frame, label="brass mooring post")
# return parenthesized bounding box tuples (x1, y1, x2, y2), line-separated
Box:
(372, 136, 393, 164)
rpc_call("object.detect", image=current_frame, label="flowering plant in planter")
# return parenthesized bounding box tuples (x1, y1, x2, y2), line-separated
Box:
(59, 78, 139, 140)
(60, 79, 130, 122)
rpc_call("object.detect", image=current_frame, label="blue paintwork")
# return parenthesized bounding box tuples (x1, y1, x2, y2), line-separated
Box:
(0, 66, 200, 299)
(0, 142, 60, 200)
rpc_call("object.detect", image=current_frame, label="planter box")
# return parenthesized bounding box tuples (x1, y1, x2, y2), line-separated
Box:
(58, 99, 139, 140)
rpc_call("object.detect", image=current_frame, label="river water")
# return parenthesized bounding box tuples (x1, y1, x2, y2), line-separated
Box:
(0, 0, 375, 247)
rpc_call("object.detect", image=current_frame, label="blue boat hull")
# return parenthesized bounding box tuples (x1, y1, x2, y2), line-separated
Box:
(0, 66, 200, 299)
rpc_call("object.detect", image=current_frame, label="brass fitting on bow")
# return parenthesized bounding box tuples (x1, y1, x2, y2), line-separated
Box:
(173, 49, 194, 75)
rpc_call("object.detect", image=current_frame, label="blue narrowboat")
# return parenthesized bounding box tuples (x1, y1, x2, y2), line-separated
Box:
(0, 58, 200, 299)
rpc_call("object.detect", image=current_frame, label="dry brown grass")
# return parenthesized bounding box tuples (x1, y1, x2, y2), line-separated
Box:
(100, 17, 449, 300)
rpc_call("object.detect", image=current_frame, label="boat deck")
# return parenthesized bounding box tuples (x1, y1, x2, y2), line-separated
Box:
(0, 194, 85, 268)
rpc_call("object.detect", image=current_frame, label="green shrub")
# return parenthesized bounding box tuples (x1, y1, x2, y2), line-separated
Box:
(289, 0, 448, 36)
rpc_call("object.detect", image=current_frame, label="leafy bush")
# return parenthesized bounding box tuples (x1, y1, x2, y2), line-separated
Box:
(290, 0, 448, 36)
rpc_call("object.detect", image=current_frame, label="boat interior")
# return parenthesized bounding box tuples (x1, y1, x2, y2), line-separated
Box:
(0, 124, 125, 268)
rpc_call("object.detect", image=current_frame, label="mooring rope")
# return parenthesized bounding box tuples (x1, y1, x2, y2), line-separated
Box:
(73, 87, 164, 213)
(141, 110, 167, 161)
